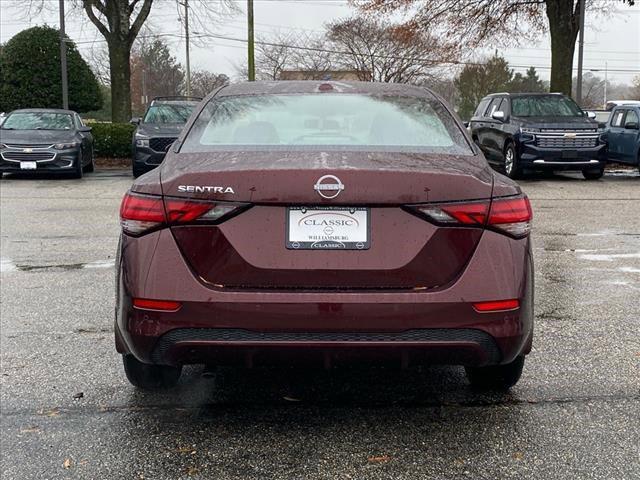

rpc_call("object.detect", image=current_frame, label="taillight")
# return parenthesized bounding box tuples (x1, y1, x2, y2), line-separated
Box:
(487, 196, 533, 238)
(120, 193, 165, 235)
(120, 192, 249, 236)
(408, 195, 532, 238)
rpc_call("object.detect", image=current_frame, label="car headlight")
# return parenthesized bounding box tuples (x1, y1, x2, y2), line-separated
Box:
(519, 127, 540, 135)
(135, 134, 149, 148)
(54, 142, 80, 150)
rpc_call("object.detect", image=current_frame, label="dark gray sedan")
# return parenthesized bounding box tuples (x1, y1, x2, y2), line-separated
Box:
(0, 108, 94, 178)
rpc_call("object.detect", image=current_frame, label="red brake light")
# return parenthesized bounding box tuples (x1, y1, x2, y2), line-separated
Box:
(120, 193, 166, 235)
(164, 199, 216, 223)
(487, 196, 532, 238)
(413, 201, 489, 225)
(120, 192, 250, 236)
(133, 298, 182, 311)
(473, 299, 520, 312)
(409, 195, 532, 238)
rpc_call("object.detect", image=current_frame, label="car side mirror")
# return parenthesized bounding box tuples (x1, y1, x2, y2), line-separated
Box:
(79, 126, 92, 133)
(491, 111, 505, 122)
(130, 117, 141, 125)
(625, 122, 639, 130)
(586, 111, 597, 119)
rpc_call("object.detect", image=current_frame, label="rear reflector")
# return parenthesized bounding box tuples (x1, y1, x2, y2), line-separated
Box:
(473, 299, 520, 312)
(409, 195, 532, 238)
(133, 298, 182, 311)
(120, 191, 249, 236)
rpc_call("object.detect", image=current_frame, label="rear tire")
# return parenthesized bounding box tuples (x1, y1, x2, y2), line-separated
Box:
(122, 354, 182, 389)
(465, 355, 525, 390)
(582, 168, 604, 180)
(503, 142, 522, 179)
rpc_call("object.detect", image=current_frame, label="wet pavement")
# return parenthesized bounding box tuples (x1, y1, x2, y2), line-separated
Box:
(1, 169, 639, 479)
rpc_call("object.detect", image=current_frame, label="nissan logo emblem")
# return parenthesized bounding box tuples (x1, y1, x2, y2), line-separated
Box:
(314, 175, 344, 199)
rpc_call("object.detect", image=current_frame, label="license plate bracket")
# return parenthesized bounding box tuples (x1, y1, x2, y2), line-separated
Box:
(561, 150, 578, 159)
(286, 206, 370, 250)
(20, 161, 37, 170)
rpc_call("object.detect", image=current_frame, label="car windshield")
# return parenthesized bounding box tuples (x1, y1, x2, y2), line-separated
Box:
(181, 93, 471, 154)
(511, 96, 584, 117)
(143, 103, 197, 124)
(1, 112, 74, 130)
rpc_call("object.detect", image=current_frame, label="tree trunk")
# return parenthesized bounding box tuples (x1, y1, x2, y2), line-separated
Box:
(545, 0, 579, 96)
(108, 39, 132, 122)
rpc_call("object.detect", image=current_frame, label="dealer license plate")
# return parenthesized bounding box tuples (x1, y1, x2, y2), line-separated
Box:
(20, 162, 37, 170)
(286, 207, 370, 250)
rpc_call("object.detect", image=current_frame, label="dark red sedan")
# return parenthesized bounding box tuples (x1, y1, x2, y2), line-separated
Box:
(116, 81, 534, 390)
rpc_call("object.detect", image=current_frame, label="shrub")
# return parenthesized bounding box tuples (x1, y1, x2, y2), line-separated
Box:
(89, 122, 135, 158)
(0, 26, 102, 113)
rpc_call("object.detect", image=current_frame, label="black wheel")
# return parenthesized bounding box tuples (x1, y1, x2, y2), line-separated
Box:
(72, 149, 84, 179)
(582, 168, 604, 180)
(503, 142, 522, 179)
(132, 163, 147, 178)
(83, 147, 95, 173)
(122, 354, 182, 389)
(465, 355, 525, 390)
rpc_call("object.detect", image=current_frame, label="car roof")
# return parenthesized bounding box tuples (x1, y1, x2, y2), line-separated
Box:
(212, 81, 438, 100)
(9, 108, 76, 115)
(611, 104, 640, 110)
(485, 92, 566, 98)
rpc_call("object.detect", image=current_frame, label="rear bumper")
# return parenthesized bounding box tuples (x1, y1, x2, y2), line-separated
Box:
(519, 142, 606, 170)
(115, 228, 534, 368)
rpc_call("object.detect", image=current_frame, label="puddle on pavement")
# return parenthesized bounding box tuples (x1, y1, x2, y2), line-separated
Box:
(0, 257, 115, 273)
(579, 252, 640, 261)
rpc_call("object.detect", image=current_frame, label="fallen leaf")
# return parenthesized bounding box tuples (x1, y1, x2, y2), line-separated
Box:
(186, 466, 200, 476)
(63, 458, 72, 469)
(368, 455, 391, 464)
(513, 452, 524, 460)
(20, 426, 40, 433)
(38, 408, 60, 417)
(73, 392, 84, 399)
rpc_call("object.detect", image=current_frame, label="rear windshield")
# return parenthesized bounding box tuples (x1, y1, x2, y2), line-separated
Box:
(511, 96, 584, 117)
(181, 94, 471, 155)
(143, 103, 198, 124)
(1, 112, 73, 130)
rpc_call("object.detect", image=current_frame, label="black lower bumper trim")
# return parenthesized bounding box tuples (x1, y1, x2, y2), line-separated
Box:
(150, 328, 502, 365)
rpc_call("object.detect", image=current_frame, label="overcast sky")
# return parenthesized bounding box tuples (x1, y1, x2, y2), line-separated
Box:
(1, 0, 639, 85)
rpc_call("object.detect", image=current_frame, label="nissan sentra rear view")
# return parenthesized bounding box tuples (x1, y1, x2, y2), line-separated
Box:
(115, 81, 534, 391)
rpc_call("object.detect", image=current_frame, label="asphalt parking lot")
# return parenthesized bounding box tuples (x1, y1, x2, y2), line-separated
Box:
(1, 168, 639, 479)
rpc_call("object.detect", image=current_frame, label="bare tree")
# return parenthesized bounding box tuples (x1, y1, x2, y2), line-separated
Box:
(21, 0, 238, 122)
(80, 0, 154, 122)
(353, 0, 635, 96)
(254, 32, 298, 80)
(190, 70, 229, 97)
(86, 44, 112, 86)
(327, 17, 457, 83)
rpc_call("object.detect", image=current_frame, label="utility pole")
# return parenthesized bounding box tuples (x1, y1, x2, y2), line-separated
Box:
(59, 0, 69, 109)
(247, 0, 255, 81)
(183, 0, 191, 96)
(604, 62, 608, 107)
(576, 0, 585, 105)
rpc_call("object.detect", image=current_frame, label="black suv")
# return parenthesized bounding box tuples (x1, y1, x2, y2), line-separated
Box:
(130, 96, 201, 177)
(469, 93, 606, 180)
